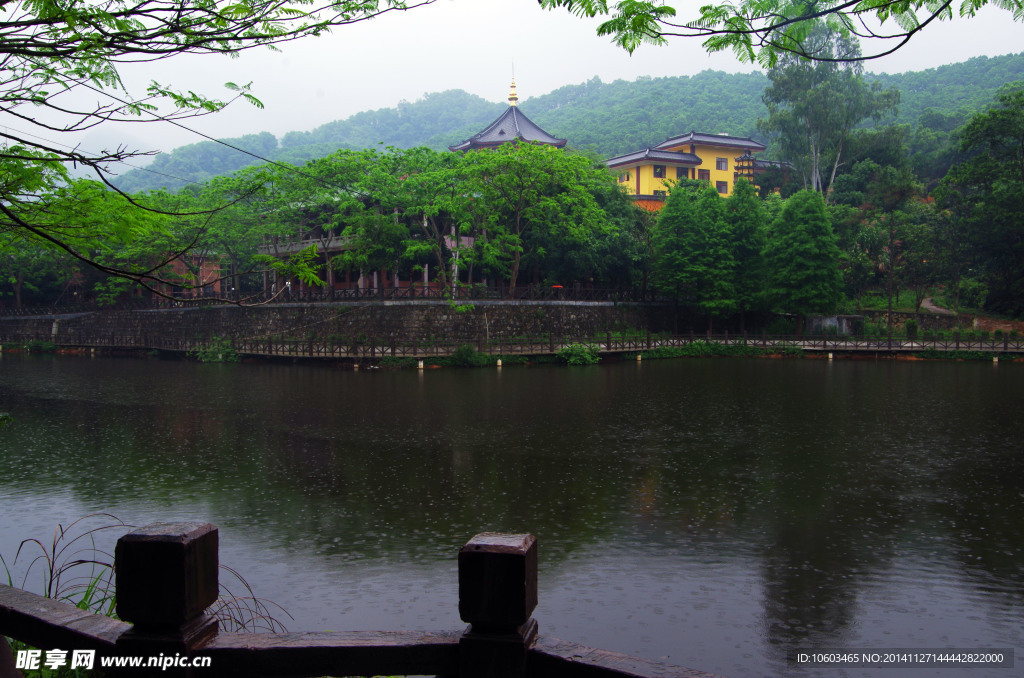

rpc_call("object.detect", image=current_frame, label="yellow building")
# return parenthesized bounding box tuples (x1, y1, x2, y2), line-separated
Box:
(606, 131, 768, 211)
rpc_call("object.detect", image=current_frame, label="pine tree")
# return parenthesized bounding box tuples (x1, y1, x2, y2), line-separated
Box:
(652, 181, 736, 330)
(764, 190, 844, 323)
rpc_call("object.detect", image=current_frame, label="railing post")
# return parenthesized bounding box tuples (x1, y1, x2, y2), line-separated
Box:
(114, 523, 219, 674)
(458, 533, 539, 678)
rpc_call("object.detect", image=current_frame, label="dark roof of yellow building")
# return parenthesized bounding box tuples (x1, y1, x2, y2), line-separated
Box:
(655, 131, 767, 152)
(605, 148, 702, 168)
(449, 106, 567, 152)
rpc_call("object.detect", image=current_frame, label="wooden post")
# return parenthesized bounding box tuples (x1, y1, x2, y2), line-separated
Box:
(114, 523, 219, 674)
(1, 635, 19, 678)
(458, 533, 538, 678)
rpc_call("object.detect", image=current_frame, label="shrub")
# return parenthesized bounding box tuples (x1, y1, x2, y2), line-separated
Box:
(904, 318, 918, 340)
(959, 278, 988, 309)
(378, 356, 418, 368)
(914, 349, 993, 361)
(557, 343, 601, 365)
(634, 341, 803, 360)
(449, 344, 491, 367)
(189, 337, 240, 363)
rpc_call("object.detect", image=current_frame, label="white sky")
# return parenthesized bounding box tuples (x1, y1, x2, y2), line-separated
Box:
(73, 0, 1024, 156)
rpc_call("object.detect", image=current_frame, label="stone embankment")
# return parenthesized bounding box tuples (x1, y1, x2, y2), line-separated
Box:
(0, 300, 649, 351)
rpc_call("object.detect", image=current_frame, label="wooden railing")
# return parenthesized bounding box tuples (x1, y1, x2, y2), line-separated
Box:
(3, 326, 1022, 359)
(0, 523, 724, 678)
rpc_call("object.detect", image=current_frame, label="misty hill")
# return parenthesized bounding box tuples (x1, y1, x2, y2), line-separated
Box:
(112, 52, 1024, 194)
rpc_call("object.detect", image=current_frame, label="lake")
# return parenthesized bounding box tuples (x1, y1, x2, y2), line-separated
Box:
(1, 354, 1021, 677)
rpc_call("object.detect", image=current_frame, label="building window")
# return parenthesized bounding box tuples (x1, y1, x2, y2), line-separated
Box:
(618, 172, 631, 183)
(676, 166, 688, 179)
(653, 165, 666, 178)
(653, 190, 667, 197)
(716, 181, 729, 194)
(698, 169, 710, 182)
(716, 157, 728, 171)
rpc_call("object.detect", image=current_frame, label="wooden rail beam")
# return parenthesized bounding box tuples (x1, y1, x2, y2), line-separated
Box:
(0, 584, 129, 650)
(201, 630, 460, 677)
(531, 636, 726, 678)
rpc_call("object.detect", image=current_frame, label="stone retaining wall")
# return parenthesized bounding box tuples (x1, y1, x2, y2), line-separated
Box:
(0, 301, 649, 348)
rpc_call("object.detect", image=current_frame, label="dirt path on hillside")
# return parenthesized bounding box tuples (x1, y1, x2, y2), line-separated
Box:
(920, 297, 956, 315)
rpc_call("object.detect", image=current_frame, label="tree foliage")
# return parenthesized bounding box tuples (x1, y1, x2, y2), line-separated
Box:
(937, 83, 1024, 316)
(540, 0, 1024, 66)
(764, 190, 844, 316)
(758, 26, 899, 195)
(0, 0, 434, 292)
(724, 178, 768, 317)
(651, 180, 737, 323)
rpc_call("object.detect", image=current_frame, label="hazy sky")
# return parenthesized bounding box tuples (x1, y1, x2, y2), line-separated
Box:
(77, 0, 1024, 157)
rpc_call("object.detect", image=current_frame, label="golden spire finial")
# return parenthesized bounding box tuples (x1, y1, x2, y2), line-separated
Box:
(508, 78, 518, 107)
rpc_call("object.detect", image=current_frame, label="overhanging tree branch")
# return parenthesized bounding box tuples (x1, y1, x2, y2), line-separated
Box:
(540, 0, 1021, 65)
(0, 0, 436, 299)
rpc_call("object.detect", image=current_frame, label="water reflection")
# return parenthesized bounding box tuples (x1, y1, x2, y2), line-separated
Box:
(1, 355, 1021, 677)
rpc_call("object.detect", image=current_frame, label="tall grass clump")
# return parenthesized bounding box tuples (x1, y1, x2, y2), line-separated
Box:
(2, 514, 292, 676)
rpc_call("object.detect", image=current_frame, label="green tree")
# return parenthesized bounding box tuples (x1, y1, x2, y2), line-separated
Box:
(724, 177, 768, 324)
(460, 144, 609, 290)
(0, 0, 433, 291)
(937, 83, 1024, 317)
(0, 236, 71, 307)
(651, 181, 736, 329)
(764, 190, 844, 324)
(540, 0, 1024, 66)
(758, 27, 899, 196)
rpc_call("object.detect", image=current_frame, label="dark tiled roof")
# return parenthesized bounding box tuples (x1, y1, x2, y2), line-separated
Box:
(753, 158, 790, 169)
(449, 106, 567, 151)
(605, 148, 702, 168)
(655, 131, 767, 152)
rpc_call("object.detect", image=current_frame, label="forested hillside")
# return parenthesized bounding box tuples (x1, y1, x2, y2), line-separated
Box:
(112, 53, 1024, 193)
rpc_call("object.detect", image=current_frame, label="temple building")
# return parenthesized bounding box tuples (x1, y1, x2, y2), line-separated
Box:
(606, 131, 770, 211)
(449, 80, 567, 151)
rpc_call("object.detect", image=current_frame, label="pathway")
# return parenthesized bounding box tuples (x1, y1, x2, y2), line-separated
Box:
(920, 297, 956, 315)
